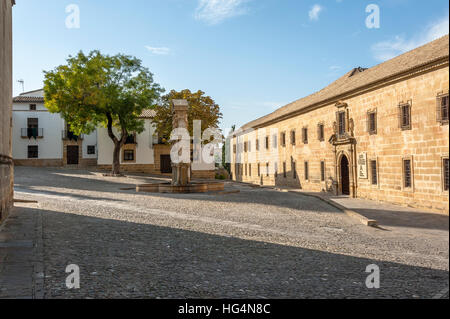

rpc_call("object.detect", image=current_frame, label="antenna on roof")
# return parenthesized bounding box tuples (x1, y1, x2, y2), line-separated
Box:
(17, 79, 25, 92)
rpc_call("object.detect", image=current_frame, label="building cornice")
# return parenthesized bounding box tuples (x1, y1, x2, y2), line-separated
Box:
(237, 55, 449, 135)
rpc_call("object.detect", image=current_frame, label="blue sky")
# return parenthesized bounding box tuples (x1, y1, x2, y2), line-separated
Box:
(12, 0, 449, 131)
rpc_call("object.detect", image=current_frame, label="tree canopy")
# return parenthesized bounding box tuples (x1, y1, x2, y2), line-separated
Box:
(152, 89, 223, 142)
(43, 50, 163, 174)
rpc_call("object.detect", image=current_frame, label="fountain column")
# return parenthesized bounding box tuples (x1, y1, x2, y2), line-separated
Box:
(171, 99, 191, 186)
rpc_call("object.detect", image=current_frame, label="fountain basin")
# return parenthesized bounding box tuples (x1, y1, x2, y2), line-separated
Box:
(136, 182, 225, 194)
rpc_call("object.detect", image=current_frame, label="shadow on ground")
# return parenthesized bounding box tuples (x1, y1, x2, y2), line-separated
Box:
(6, 206, 444, 299)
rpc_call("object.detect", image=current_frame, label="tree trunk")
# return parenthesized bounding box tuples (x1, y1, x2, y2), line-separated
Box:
(112, 141, 121, 175)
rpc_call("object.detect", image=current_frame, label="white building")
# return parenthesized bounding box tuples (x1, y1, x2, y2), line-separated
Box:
(12, 89, 215, 178)
(12, 89, 97, 166)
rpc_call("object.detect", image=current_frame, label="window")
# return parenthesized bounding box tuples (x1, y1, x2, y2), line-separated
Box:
(125, 134, 136, 144)
(399, 103, 411, 130)
(249, 164, 252, 177)
(283, 162, 287, 178)
(248, 141, 251, 152)
(437, 94, 449, 125)
(371, 160, 378, 185)
(368, 111, 377, 135)
(443, 158, 449, 192)
(272, 135, 278, 149)
(403, 159, 412, 188)
(233, 144, 237, 154)
(302, 128, 308, 144)
(290, 130, 296, 145)
(27, 145, 38, 158)
(266, 163, 269, 177)
(320, 161, 325, 182)
(29, 104, 36, 111)
(304, 162, 309, 181)
(27, 145, 38, 159)
(281, 132, 286, 147)
(274, 162, 278, 178)
(256, 139, 260, 151)
(87, 145, 96, 155)
(244, 142, 248, 153)
(258, 164, 261, 177)
(265, 136, 269, 150)
(317, 123, 325, 142)
(245, 164, 247, 176)
(123, 150, 135, 161)
(338, 111, 346, 136)
(292, 159, 297, 179)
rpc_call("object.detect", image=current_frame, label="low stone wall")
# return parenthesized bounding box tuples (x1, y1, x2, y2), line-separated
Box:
(14, 159, 64, 167)
(97, 164, 161, 174)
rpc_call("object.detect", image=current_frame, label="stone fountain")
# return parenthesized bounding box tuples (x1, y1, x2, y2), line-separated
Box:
(136, 99, 224, 194)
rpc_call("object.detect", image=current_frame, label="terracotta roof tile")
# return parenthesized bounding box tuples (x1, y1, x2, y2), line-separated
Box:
(13, 96, 44, 103)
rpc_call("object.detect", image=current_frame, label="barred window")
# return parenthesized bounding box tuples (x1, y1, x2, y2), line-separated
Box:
(290, 130, 296, 145)
(371, 160, 377, 185)
(292, 159, 297, 179)
(317, 123, 325, 141)
(304, 161, 309, 181)
(403, 159, 412, 188)
(27, 145, 38, 159)
(29, 104, 36, 111)
(443, 158, 449, 192)
(320, 161, 325, 182)
(87, 145, 96, 155)
(302, 128, 308, 144)
(338, 111, 346, 136)
(124, 150, 135, 161)
(437, 94, 449, 125)
(368, 111, 377, 135)
(399, 103, 411, 130)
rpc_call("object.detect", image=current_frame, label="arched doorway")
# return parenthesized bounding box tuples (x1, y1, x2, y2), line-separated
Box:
(340, 155, 350, 195)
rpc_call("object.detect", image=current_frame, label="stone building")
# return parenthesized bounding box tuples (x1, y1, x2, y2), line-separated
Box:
(0, 0, 14, 224)
(232, 35, 449, 213)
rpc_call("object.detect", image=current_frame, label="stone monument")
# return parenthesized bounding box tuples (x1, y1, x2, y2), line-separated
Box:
(171, 99, 191, 186)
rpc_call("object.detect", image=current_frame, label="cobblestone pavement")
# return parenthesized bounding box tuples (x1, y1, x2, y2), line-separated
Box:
(2, 166, 448, 299)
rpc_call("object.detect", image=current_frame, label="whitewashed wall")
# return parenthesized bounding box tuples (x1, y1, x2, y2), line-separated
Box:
(12, 102, 64, 159)
(97, 119, 156, 165)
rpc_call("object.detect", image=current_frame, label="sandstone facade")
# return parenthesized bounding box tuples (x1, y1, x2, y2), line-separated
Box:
(232, 36, 449, 213)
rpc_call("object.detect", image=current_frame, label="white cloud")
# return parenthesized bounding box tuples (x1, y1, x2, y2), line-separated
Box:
(309, 4, 323, 21)
(145, 46, 171, 55)
(195, 0, 250, 25)
(372, 15, 449, 62)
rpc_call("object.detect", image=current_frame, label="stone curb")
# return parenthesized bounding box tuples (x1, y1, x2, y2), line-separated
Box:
(273, 188, 379, 228)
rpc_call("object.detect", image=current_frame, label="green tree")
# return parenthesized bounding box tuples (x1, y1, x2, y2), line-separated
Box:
(152, 89, 223, 141)
(43, 50, 163, 175)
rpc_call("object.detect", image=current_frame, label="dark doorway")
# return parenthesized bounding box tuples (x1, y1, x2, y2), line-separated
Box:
(340, 155, 350, 195)
(160, 155, 172, 174)
(67, 146, 79, 165)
